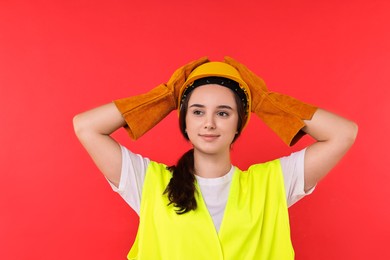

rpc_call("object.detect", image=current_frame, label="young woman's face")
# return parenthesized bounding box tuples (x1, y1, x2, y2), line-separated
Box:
(185, 84, 239, 155)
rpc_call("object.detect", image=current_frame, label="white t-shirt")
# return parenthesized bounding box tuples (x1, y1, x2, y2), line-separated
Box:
(109, 146, 314, 231)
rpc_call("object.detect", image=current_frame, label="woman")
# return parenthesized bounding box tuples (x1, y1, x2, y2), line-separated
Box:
(73, 57, 358, 259)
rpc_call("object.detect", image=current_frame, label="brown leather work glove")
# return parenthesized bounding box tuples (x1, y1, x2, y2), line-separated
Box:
(114, 57, 209, 140)
(224, 56, 317, 146)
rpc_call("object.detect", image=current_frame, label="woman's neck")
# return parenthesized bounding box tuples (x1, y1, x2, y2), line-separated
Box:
(193, 149, 232, 178)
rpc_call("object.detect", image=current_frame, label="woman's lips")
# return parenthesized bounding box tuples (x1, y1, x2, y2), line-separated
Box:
(199, 134, 220, 141)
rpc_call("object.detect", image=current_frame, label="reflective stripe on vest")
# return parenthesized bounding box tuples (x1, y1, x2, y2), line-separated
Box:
(128, 159, 294, 260)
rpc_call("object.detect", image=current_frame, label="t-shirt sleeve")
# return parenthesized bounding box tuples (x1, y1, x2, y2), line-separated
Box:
(106, 145, 150, 215)
(280, 148, 315, 207)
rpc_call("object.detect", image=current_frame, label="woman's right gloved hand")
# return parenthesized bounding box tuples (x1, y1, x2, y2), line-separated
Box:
(114, 57, 209, 140)
(224, 56, 317, 146)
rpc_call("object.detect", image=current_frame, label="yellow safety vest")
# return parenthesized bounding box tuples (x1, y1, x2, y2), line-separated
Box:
(128, 159, 294, 260)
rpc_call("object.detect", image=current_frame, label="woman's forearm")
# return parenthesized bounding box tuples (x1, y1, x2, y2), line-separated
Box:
(73, 102, 125, 137)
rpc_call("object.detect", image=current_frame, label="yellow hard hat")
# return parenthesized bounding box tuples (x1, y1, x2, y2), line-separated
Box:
(178, 61, 251, 127)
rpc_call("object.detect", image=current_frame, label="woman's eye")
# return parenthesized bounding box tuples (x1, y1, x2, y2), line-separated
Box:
(193, 110, 203, 115)
(218, 111, 229, 117)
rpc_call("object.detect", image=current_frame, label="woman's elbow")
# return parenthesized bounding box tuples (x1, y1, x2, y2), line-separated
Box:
(341, 120, 359, 148)
(348, 120, 358, 142)
(73, 113, 88, 138)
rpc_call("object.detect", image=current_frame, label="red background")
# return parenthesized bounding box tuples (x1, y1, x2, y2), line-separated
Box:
(1, 0, 389, 259)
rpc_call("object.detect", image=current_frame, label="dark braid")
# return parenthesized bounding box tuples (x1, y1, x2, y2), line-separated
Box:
(165, 149, 197, 214)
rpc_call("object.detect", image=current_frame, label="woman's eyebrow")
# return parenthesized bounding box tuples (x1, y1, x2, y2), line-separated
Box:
(189, 104, 205, 108)
(189, 104, 233, 110)
(217, 105, 233, 110)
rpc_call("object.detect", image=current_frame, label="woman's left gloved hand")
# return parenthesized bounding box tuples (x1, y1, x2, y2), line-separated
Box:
(224, 56, 317, 146)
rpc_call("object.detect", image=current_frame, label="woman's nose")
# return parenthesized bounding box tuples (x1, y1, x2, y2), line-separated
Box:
(204, 115, 216, 130)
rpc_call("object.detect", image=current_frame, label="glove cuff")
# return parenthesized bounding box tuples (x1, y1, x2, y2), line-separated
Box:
(253, 93, 317, 146)
(113, 84, 176, 140)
